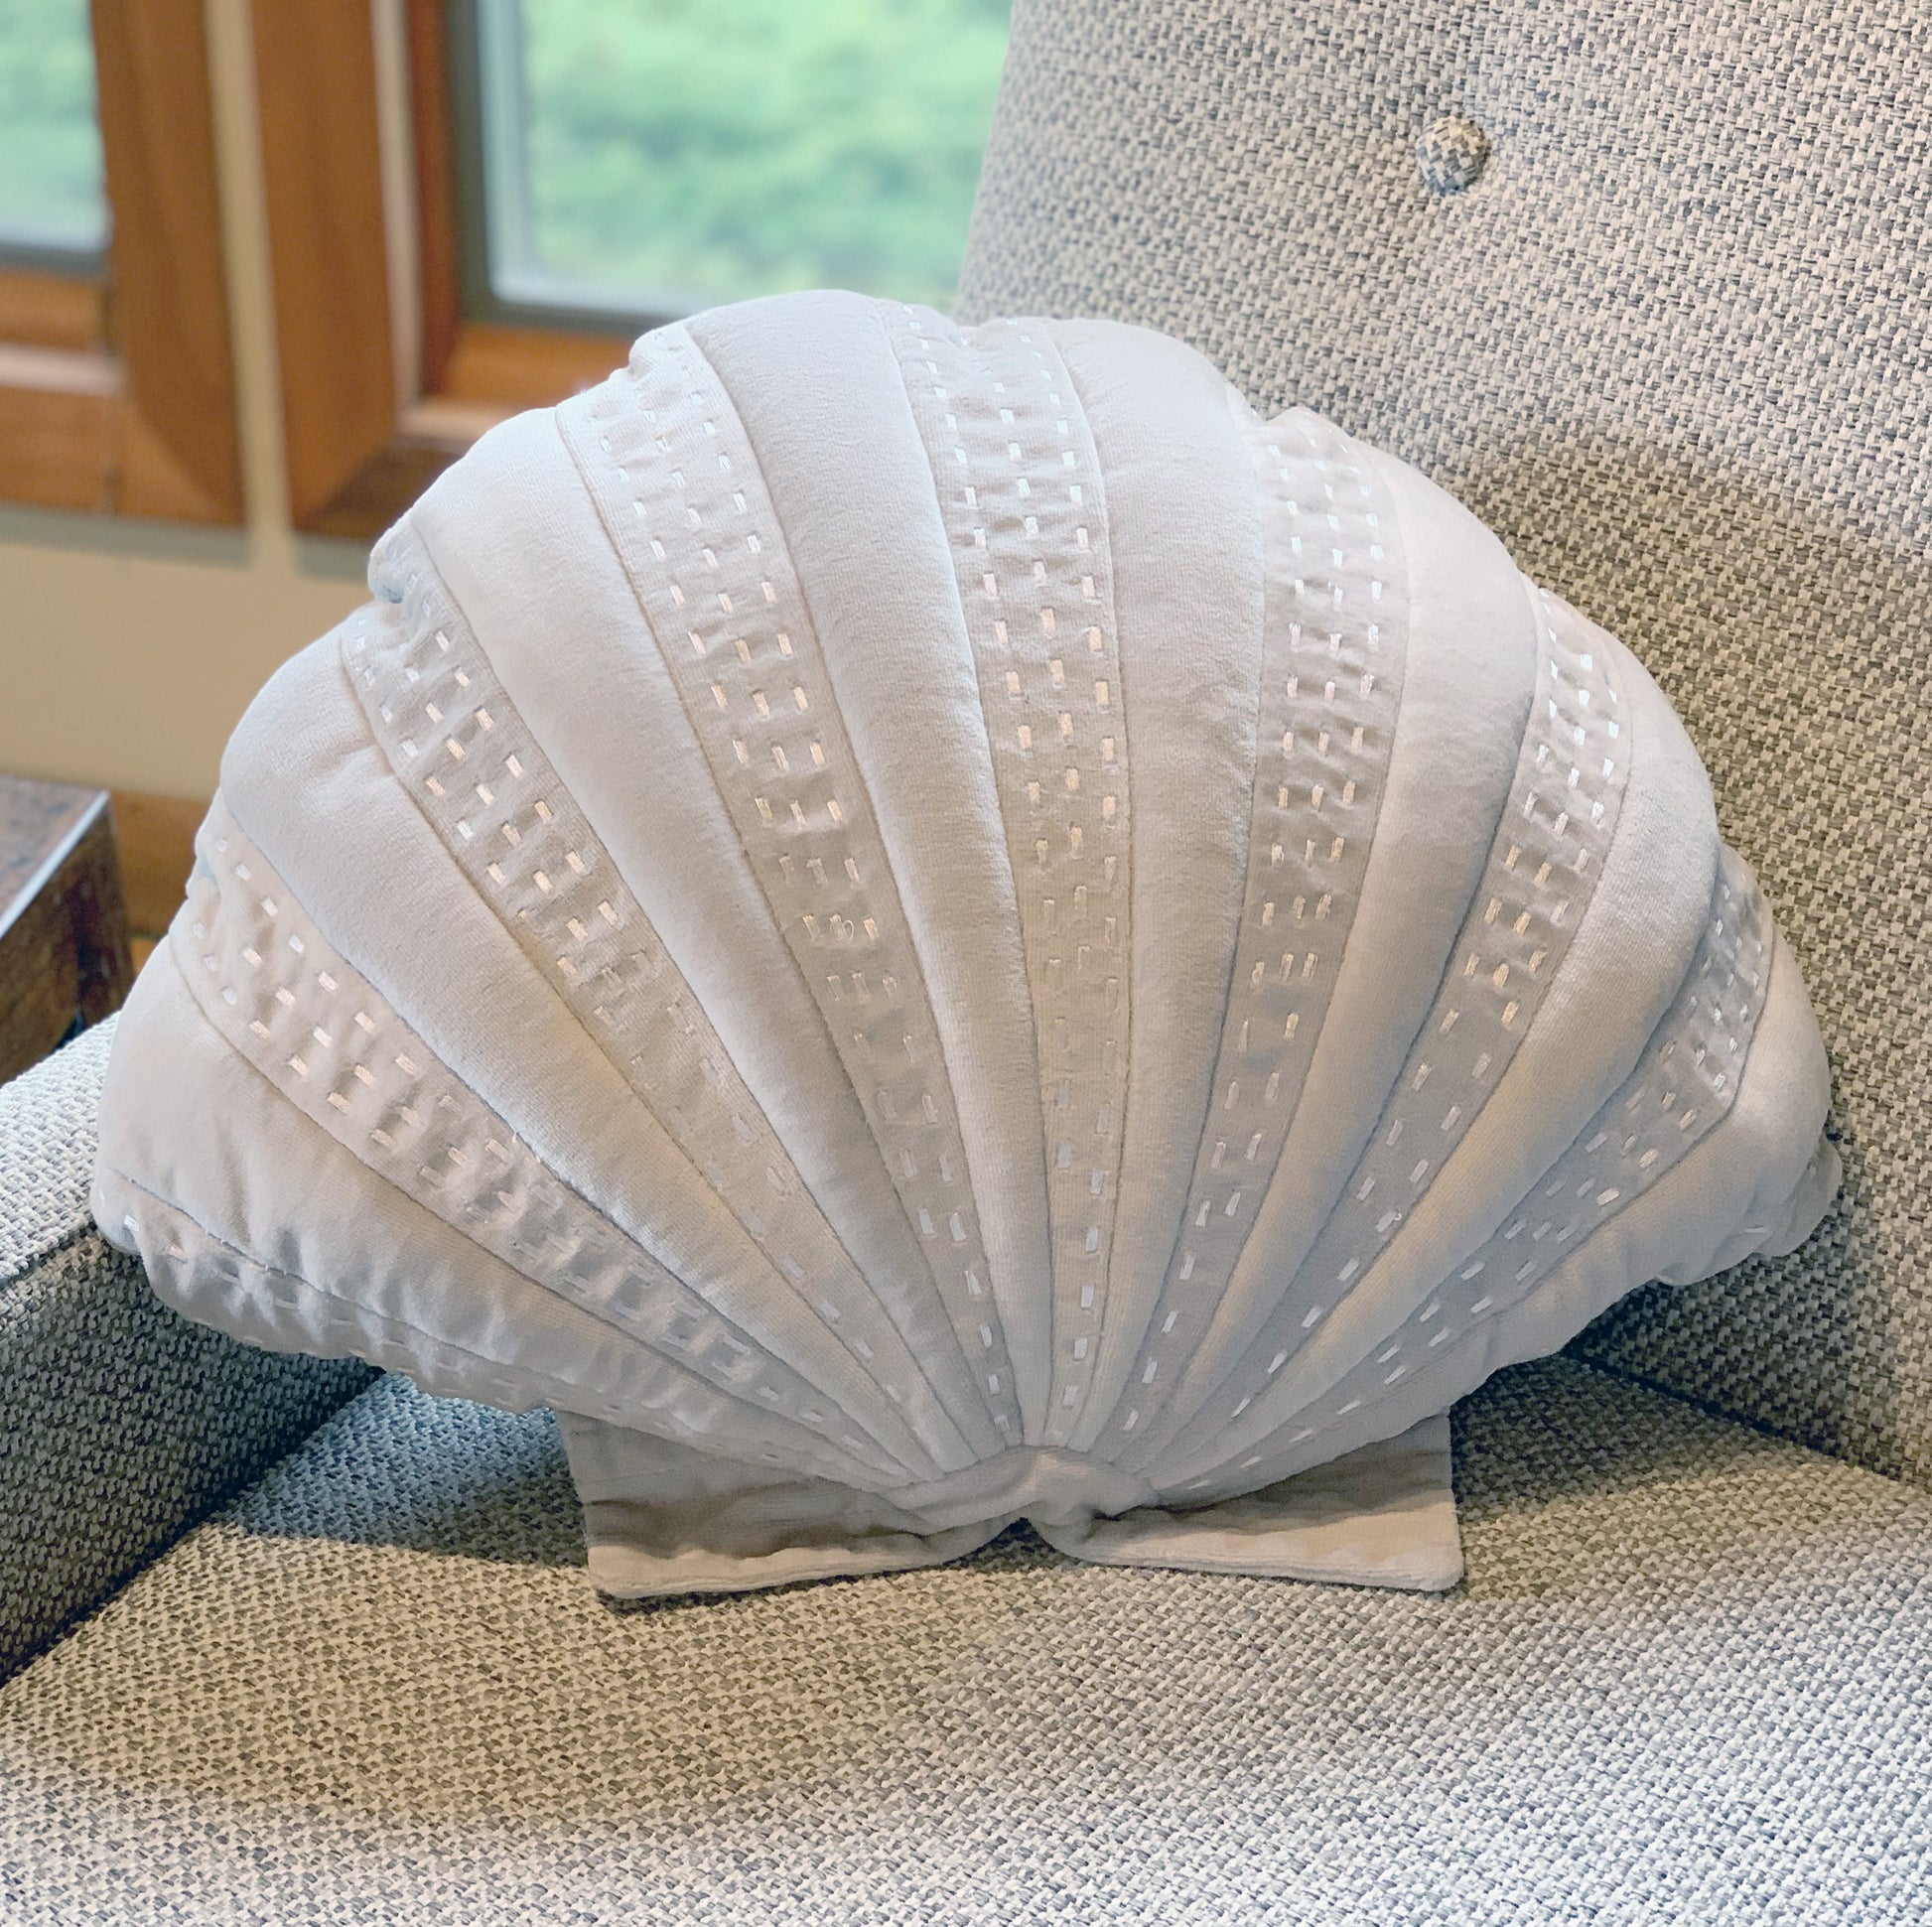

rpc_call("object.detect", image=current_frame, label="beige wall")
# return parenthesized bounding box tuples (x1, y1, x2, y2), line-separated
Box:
(0, 0, 370, 804)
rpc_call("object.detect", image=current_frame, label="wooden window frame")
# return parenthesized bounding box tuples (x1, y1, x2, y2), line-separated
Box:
(0, 1, 242, 523)
(254, 1, 630, 540)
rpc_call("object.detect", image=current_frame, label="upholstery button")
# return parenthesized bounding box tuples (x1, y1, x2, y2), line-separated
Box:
(1417, 115, 1491, 195)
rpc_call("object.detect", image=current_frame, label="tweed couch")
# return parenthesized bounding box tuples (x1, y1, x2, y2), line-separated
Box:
(4, 1, 1929, 1919)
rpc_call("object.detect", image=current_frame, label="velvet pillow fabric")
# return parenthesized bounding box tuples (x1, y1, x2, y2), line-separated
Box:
(93, 292, 1837, 1597)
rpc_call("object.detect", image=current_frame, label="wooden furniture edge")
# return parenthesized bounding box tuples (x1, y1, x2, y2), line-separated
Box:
(0, 782, 133, 1082)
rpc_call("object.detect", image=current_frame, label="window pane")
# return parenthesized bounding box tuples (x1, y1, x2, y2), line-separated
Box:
(0, 0, 106, 260)
(475, 0, 1011, 319)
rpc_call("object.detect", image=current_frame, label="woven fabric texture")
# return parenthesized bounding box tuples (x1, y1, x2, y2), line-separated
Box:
(0, 1021, 117, 1280)
(0, 1355, 1926, 1923)
(0, 1028, 372, 1680)
(957, 0, 1932, 1486)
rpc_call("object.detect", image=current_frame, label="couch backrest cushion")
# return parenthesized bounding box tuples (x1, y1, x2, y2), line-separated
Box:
(958, 0, 1932, 1484)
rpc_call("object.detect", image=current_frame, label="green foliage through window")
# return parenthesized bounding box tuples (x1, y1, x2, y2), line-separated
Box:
(0, 0, 105, 258)
(479, 0, 1011, 317)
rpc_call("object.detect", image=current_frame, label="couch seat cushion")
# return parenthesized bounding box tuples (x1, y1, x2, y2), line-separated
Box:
(1, 1356, 1927, 1924)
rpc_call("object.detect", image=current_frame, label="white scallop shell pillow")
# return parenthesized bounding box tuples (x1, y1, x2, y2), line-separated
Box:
(93, 291, 1839, 1599)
